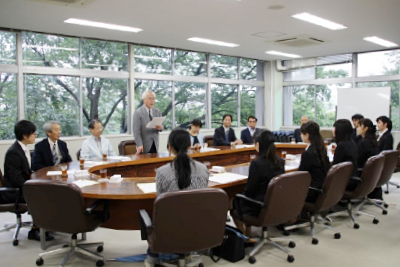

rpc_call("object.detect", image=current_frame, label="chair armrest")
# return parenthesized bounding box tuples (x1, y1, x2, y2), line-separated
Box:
(0, 187, 19, 192)
(85, 199, 110, 222)
(234, 194, 265, 220)
(309, 187, 323, 194)
(139, 209, 153, 240)
(350, 176, 362, 183)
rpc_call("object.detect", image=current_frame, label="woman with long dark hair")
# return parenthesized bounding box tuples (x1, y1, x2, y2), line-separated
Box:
(357, 119, 378, 169)
(233, 130, 285, 235)
(299, 121, 330, 203)
(332, 119, 358, 177)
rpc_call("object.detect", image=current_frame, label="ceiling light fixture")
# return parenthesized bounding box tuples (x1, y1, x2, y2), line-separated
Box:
(266, 50, 302, 58)
(188, 37, 239, 47)
(64, 18, 142, 33)
(292, 12, 347, 30)
(363, 36, 398, 48)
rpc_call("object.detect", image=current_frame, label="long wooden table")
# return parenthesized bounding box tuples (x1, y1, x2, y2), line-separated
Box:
(31, 144, 306, 230)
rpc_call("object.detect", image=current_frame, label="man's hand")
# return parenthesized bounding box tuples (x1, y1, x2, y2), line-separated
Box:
(233, 139, 243, 145)
(136, 146, 144, 154)
(155, 125, 163, 131)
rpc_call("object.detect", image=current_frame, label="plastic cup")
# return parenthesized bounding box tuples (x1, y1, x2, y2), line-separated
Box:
(60, 165, 68, 177)
(99, 169, 107, 178)
(281, 151, 287, 159)
(79, 156, 85, 166)
(250, 155, 256, 163)
(102, 153, 107, 161)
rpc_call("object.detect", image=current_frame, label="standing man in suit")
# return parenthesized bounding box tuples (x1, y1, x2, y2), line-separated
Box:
(351, 114, 364, 143)
(293, 115, 309, 143)
(376, 116, 393, 152)
(32, 121, 72, 172)
(133, 90, 163, 154)
(240, 116, 260, 144)
(213, 114, 242, 146)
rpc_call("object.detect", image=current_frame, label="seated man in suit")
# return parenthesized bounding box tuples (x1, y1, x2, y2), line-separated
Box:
(351, 113, 364, 143)
(3, 120, 53, 241)
(293, 115, 309, 143)
(376, 115, 393, 152)
(213, 114, 243, 146)
(240, 116, 260, 144)
(32, 121, 72, 172)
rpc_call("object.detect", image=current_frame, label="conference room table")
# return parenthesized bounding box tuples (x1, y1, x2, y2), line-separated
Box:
(31, 143, 307, 231)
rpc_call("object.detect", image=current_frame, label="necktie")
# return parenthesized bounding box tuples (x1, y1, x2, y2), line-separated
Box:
(225, 131, 230, 143)
(149, 109, 153, 121)
(24, 148, 31, 169)
(52, 143, 59, 165)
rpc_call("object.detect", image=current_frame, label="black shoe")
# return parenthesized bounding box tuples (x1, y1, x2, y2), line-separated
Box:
(28, 229, 54, 241)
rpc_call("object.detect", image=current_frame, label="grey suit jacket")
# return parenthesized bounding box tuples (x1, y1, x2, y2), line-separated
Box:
(132, 105, 162, 153)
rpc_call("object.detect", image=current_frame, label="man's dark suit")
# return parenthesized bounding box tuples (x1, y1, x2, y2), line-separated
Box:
(240, 128, 260, 144)
(32, 138, 72, 172)
(213, 127, 237, 146)
(294, 128, 302, 143)
(352, 128, 362, 144)
(2, 141, 31, 203)
(378, 131, 393, 152)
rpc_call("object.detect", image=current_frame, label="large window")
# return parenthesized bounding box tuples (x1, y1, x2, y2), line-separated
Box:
(0, 73, 17, 139)
(210, 55, 238, 79)
(240, 85, 256, 126)
(358, 50, 400, 77)
(285, 85, 315, 126)
(0, 31, 16, 65)
(175, 82, 206, 128)
(134, 46, 172, 74)
(211, 84, 238, 128)
(174, 51, 207, 76)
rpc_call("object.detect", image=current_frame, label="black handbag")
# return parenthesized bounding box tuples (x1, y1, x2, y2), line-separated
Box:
(210, 225, 246, 263)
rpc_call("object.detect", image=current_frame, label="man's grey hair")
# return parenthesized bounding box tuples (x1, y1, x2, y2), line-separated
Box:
(43, 121, 60, 133)
(301, 115, 309, 119)
(142, 90, 155, 100)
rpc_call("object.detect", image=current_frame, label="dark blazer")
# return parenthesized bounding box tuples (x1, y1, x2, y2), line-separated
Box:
(294, 128, 302, 143)
(352, 128, 362, 144)
(333, 140, 358, 177)
(357, 137, 378, 169)
(378, 131, 393, 152)
(2, 141, 32, 203)
(213, 126, 237, 146)
(242, 157, 285, 216)
(240, 128, 260, 144)
(32, 138, 72, 172)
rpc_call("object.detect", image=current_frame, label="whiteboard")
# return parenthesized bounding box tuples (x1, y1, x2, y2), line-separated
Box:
(336, 87, 390, 122)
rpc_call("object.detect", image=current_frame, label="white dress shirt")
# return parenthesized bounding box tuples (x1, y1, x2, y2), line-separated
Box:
(17, 140, 31, 168)
(248, 126, 256, 137)
(377, 128, 388, 141)
(81, 135, 116, 160)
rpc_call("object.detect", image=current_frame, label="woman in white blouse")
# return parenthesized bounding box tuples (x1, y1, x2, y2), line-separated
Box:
(81, 119, 116, 160)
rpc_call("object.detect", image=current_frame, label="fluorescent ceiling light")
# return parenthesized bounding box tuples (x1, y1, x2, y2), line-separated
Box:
(188, 37, 239, 47)
(266, 50, 301, 58)
(64, 18, 142, 33)
(363, 36, 398, 48)
(292, 12, 347, 30)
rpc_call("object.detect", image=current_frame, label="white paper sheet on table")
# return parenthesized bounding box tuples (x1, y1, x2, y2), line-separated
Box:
(72, 179, 99, 188)
(200, 147, 220, 153)
(284, 165, 299, 172)
(137, 183, 156, 193)
(234, 144, 255, 149)
(146, 117, 166, 128)
(84, 161, 106, 167)
(46, 170, 75, 176)
(209, 172, 247, 184)
(107, 156, 132, 161)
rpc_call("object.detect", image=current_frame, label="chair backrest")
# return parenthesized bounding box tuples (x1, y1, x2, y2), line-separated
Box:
(320, 129, 333, 140)
(151, 188, 228, 254)
(76, 149, 81, 160)
(313, 162, 353, 212)
(351, 154, 385, 198)
(257, 171, 311, 226)
(203, 135, 214, 147)
(395, 142, 400, 168)
(376, 150, 399, 187)
(0, 168, 3, 187)
(118, 140, 137, 155)
(23, 180, 102, 234)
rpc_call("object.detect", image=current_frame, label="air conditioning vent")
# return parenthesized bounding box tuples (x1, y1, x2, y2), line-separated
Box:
(28, 0, 95, 6)
(270, 35, 326, 47)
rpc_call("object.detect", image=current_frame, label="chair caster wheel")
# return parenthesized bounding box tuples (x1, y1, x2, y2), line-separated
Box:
(36, 258, 44, 266)
(13, 239, 18, 246)
(96, 260, 104, 267)
(287, 255, 295, 262)
(384, 190, 389, 194)
(384, 203, 389, 208)
(382, 210, 388, 215)
(353, 223, 360, 229)
(312, 238, 319, 245)
(199, 263, 204, 267)
(397, 185, 400, 188)
(334, 233, 341, 239)
(97, 245, 103, 252)
(248, 256, 256, 264)
(288, 241, 296, 248)
(283, 230, 290, 236)
(373, 218, 379, 224)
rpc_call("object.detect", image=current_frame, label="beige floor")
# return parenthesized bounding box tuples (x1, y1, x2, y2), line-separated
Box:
(1, 174, 400, 267)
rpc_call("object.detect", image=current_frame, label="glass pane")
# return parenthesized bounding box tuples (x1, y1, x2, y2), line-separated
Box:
(357, 81, 400, 130)
(358, 50, 400, 77)
(22, 32, 79, 68)
(283, 67, 315, 81)
(175, 82, 206, 128)
(210, 54, 238, 79)
(134, 80, 172, 130)
(316, 83, 352, 127)
(24, 75, 80, 137)
(174, 50, 207, 76)
(316, 63, 352, 79)
(211, 84, 238, 128)
(241, 85, 256, 126)
(290, 85, 315, 125)
(0, 73, 17, 139)
(82, 78, 128, 135)
(82, 39, 128, 71)
(0, 31, 17, 65)
(240, 58, 257, 80)
(134, 46, 172, 74)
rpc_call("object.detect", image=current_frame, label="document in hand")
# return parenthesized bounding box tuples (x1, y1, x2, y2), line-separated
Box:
(146, 117, 166, 128)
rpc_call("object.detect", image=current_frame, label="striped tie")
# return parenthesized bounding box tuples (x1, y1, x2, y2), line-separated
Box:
(52, 143, 59, 165)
